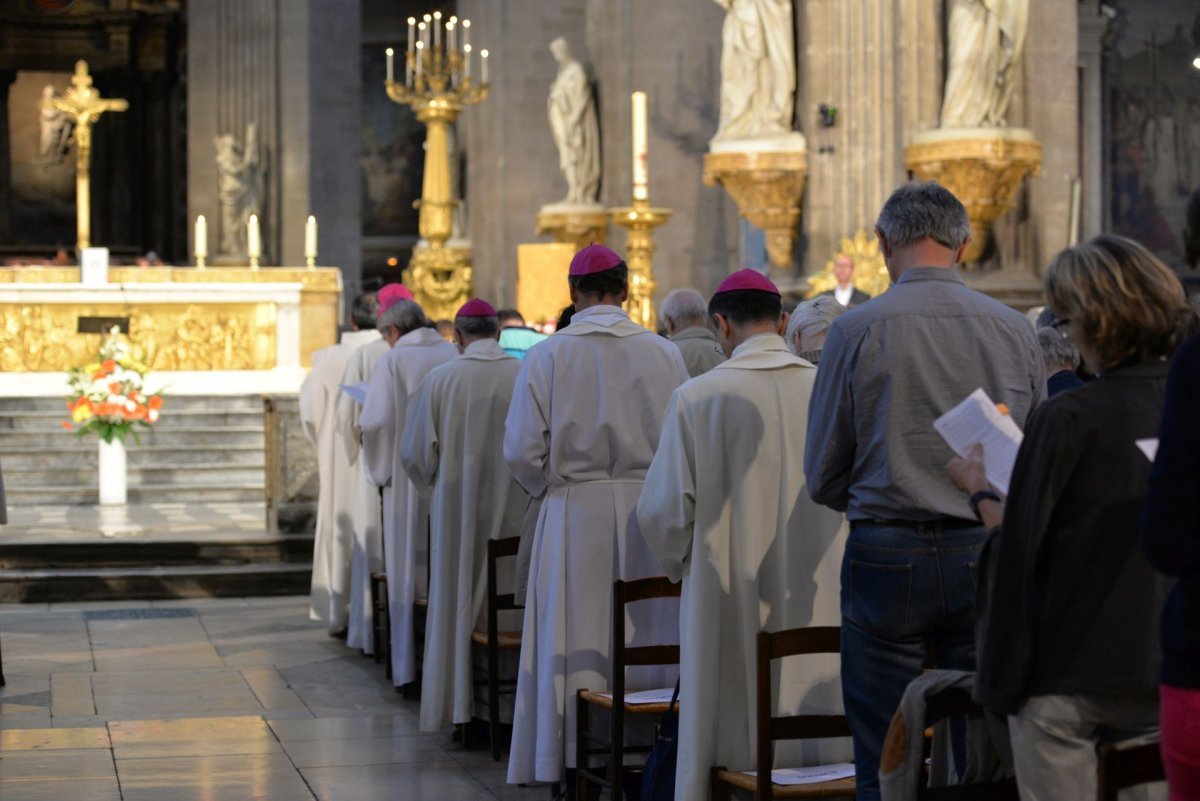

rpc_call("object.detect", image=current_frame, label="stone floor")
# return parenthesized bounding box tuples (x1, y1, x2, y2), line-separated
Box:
(0, 596, 550, 800)
(0, 502, 268, 543)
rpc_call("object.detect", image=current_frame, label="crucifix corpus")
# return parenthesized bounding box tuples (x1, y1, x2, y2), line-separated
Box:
(42, 60, 128, 252)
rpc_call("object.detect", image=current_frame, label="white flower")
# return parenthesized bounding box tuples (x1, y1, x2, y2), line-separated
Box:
(148, 410, 159, 423)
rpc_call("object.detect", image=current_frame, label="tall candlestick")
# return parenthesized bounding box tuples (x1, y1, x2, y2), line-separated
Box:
(386, 47, 394, 84)
(305, 214, 318, 269)
(247, 213, 261, 269)
(420, 18, 429, 51)
(194, 214, 207, 268)
(432, 11, 441, 49)
(462, 19, 470, 54)
(463, 43, 471, 80)
(407, 16, 415, 51)
(416, 40, 424, 80)
(481, 49, 489, 84)
(632, 91, 649, 201)
(447, 20, 456, 56)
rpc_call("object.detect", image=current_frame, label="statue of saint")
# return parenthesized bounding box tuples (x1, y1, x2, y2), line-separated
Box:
(940, 0, 1029, 128)
(215, 123, 262, 255)
(38, 85, 72, 163)
(711, 0, 797, 145)
(547, 37, 601, 206)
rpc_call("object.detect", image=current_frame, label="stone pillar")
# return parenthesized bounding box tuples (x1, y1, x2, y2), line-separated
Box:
(800, 0, 944, 275)
(0, 72, 14, 245)
(1077, 5, 1108, 241)
(188, 0, 361, 295)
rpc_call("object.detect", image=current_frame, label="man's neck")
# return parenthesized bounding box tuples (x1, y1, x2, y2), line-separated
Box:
(574, 296, 623, 312)
(727, 325, 778, 353)
(887, 240, 959, 280)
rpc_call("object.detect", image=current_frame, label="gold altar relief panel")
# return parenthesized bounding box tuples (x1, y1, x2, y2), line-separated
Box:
(0, 303, 275, 372)
(805, 228, 892, 300)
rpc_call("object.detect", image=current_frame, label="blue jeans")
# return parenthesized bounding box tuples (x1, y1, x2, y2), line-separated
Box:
(840, 521, 987, 801)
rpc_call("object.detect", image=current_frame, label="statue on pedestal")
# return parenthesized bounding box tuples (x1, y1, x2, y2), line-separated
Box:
(547, 37, 601, 206)
(38, 85, 72, 163)
(940, 0, 1029, 129)
(215, 122, 262, 256)
(710, 0, 799, 148)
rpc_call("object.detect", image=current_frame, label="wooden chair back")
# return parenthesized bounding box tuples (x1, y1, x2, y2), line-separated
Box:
(917, 685, 1018, 801)
(610, 576, 682, 738)
(1096, 739, 1164, 801)
(755, 627, 852, 799)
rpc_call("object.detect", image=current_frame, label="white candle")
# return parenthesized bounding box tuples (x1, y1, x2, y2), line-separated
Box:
(632, 91, 648, 200)
(407, 17, 415, 51)
(416, 40, 424, 80)
(481, 48, 489, 84)
(462, 19, 470, 54)
(305, 215, 318, 261)
(247, 214, 261, 259)
(433, 11, 441, 49)
(386, 47, 394, 84)
(463, 43, 471, 81)
(194, 215, 207, 260)
(447, 21, 456, 56)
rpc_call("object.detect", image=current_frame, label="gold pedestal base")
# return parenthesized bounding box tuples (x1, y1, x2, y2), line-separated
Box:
(905, 129, 1043, 264)
(403, 246, 473, 321)
(535, 206, 609, 251)
(702, 149, 808, 272)
(609, 200, 672, 331)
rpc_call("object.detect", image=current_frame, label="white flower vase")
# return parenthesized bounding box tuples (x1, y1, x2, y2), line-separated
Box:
(98, 438, 128, 506)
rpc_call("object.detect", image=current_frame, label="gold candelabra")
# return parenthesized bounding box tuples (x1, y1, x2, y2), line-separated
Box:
(384, 12, 489, 319)
(610, 198, 671, 331)
(43, 60, 128, 254)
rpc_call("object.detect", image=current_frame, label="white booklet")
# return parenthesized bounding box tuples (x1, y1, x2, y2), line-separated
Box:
(593, 687, 677, 706)
(1136, 438, 1159, 462)
(933, 388, 1024, 496)
(746, 763, 855, 786)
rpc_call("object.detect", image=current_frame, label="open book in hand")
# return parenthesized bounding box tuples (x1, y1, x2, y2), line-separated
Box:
(934, 388, 1024, 496)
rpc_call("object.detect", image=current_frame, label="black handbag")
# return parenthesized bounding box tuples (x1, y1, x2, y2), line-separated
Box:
(639, 680, 681, 801)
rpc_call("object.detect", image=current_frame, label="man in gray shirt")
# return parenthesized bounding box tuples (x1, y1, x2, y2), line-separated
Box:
(804, 181, 1043, 801)
(661, 288, 726, 377)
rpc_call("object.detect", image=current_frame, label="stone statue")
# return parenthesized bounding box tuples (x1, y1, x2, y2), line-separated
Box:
(215, 122, 262, 255)
(711, 0, 797, 146)
(940, 0, 1029, 128)
(547, 37, 601, 205)
(38, 85, 72, 163)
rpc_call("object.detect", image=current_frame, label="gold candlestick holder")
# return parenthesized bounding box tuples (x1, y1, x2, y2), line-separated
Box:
(384, 17, 488, 319)
(609, 197, 672, 331)
(195, 255, 206, 271)
(249, 255, 260, 271)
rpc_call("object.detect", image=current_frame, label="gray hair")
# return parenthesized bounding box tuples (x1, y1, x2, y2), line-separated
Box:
(875, 181, 971, 250)
(1036, 326, 1080, 370)
(660, 289, 709, 328)
(786, 296, 846, 351)
(377, 299, 426, 336)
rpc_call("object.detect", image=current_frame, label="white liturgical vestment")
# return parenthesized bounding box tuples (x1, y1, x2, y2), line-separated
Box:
(299, 328, 381, 628)
(637, 334, 852, 801)
(335, 337, 389, 653)
(359, 327, 458, 685)
(399, 338, 530, 732)
(504, 304, 690, 784)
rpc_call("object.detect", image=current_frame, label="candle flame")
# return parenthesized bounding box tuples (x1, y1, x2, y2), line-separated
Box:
(386, 47, 393, 55)
(197, 214, 205, 223)
(418, 21, 426, 30)
(463, 43, 471, 53)
(481, 49, 489, 57)
(407, 16, 416, 24)
(462, 19, 470, 28)
(416, 41, 424, 49)
(433, 10, 441, 19)
(423, 13, 431, 22)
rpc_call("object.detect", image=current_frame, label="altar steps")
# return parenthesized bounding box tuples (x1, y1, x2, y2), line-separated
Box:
(0, 395, 267, 506)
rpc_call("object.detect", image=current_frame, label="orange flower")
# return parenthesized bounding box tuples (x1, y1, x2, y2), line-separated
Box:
(109, 382, 122, 395)
(92, 369, 107, 381)
(61, 421, 73, 430)
(148, 396, 163, 411)
(102, 359, 117, 372)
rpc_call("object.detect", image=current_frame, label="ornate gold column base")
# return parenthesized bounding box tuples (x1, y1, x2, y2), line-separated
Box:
(905, 128, 1043, 264)
(535, 205, 609, 251)
(609, 200, 672, 331)
(403, 245, 473, 321)
(702, 148, 808, 272)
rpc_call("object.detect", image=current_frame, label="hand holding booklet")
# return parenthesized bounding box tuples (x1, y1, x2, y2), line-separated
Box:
(934, 388, 1024, 496)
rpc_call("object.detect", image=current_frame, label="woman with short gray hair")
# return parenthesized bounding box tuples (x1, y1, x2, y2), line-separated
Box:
(785, 295, 846, 363)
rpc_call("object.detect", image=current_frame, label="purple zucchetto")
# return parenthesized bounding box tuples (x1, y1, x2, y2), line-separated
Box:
(569, 244, 625, 276)
(455, 298, 498, 318)
(713, 269, 780, 296)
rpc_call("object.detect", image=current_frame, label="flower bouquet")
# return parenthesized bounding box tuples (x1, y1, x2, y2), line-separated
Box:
(64, 332, 165, 444)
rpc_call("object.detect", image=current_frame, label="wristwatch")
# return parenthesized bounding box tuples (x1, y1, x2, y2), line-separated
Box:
(969, 489, 1001, 520)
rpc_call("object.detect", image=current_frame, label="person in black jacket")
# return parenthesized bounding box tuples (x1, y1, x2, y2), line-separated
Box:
(947, 235, 1198, 801)
(1142, 333, 1200, 801)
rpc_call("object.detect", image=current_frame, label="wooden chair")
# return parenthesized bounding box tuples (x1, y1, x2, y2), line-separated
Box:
(370, 571, 391, 678)
(470, 536, 523, 761)
(576, 576, 681, 801)
(915, 686, 1018, 801)
(1097, 737, 1164, 801)
(712, 626, 855, 800)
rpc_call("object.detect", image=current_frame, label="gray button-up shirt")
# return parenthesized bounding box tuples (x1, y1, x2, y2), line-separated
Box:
(670, 325, 726, 378)
(804, 267, 1045, 522)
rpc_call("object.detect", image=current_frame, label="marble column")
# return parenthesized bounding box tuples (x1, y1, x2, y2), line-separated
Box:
(1077, 5, 1109, 241)
(188, 0, 362, 294)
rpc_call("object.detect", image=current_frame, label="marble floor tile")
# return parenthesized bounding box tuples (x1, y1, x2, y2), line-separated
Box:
(92, 667, 249, 695)
(93, 688, 264, 717)
(0, 748, 116, 779)
(0, 726, 110, 751)
(116, 753, 317, 801)
(281, 734, 456, 768)
(0, 713, 53, 730)
(50, 672, 95, 716)
(300, 762, 493, 801)
(0, 776, 122, 801)
(108, 714, 272, 744)
(91, 642, 223, 671)
(113, 735, 285, 760)
(267, 714, 422, 742)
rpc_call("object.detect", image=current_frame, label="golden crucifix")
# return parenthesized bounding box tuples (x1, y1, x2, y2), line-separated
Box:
(42, 60, 128, 252)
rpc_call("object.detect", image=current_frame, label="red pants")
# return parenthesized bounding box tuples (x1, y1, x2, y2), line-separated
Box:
(1162, 684, 1200, 801)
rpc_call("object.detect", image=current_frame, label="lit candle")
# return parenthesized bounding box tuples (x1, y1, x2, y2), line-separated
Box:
(247, 214, 261, 260)
(448, 16, 457, 52)
(632, 91, 648, 201)
(305, 215, 318, 262)
(194, 214, 207, 260)
(481, 48, 489, 84)
(416, 40, 424, 81)
(407, 16, 415, 51)
(386, 47, 394, 83)
(462, 19, 470, 54)
(422, 14, 431, 50)
(433, 11, 441, 49)
(463, 43, 471, 81)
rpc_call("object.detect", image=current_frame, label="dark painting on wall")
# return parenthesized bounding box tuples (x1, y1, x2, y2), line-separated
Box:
(361, 46, 425, 238)
(1107, 3, 1200, 266)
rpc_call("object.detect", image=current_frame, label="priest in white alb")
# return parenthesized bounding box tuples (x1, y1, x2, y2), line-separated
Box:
(299, 292, 382, 634)
(336, 284, 408, 654)
(399, 298, 530, 733)
(359, 295, 458, 686)
(504, 244, 691, 786)
(637, 270, 851, 801)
